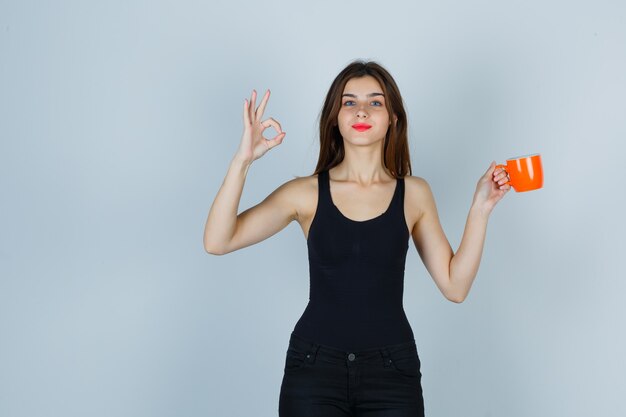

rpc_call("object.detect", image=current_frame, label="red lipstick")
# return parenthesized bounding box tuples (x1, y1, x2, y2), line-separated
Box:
(352, 123, 372, 132)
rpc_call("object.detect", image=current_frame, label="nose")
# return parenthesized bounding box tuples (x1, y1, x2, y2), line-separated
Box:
(356, 105, 368, 119)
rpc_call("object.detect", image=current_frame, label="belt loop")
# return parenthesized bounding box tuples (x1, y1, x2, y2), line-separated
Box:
(306, 343, 320, 364)
(381, 347, 392, 367)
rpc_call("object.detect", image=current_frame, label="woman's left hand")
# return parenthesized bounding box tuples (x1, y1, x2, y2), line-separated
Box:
(472, 161, 511, 216)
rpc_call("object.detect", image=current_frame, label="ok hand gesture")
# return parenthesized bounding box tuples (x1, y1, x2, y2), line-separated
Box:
(235, 89, 286, 164)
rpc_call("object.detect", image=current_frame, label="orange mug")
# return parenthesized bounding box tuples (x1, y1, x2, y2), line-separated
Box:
(496, 153, 544, 192)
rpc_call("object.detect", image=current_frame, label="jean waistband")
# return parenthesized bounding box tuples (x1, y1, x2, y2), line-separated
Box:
(288, 331, 417, 364)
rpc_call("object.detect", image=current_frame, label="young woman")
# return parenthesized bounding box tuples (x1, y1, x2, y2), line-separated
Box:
(204, 60, 511, 417)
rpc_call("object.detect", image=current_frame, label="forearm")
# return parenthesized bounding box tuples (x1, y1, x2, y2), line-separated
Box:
(203, 154, 252, 254)
(448, 204, 490, 302)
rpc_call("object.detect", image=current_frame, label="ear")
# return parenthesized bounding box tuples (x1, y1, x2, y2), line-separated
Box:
(390, 114, 398, 125)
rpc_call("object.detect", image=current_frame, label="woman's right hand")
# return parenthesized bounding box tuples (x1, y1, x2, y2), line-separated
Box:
(235, 89, 286, 164)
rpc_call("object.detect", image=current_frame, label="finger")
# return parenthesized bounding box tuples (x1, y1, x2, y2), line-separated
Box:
(498, 172, 510, 183)
(493, 167, 509, 180)
(260, 117, 283, 133)
(266, 131, 287, 149)
(255, 89, 271, 121)
(249, 89, 257, 121)
(243, 99, 251, 125)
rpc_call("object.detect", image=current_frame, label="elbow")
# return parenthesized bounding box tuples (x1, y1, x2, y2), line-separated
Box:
(204, 241, 226, 256)
(204, 246, 224, 255)
(203, 233, 228, 255)
(447, 294, 466, 304)
(445, 288, 467, 304)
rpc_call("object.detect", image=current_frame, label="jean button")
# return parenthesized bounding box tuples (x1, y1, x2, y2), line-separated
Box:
(348, 353, 356, 361)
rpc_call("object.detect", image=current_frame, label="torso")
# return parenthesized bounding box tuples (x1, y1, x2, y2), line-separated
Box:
(291, 167, 421, 350)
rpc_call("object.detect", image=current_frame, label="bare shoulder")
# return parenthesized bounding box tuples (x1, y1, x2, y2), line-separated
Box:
(268, 172, 319, 240)
(402, 175, 434, 232)
(403, 175, 430, 187)
(276, 172, 318, 222)
(403, 175, 432, 197)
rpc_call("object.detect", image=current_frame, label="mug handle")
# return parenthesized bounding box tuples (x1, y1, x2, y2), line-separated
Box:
(495, 164, 511, 186)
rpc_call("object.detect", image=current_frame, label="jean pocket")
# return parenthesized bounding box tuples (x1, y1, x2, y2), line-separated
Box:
(389, 346, 421, 378)
(284, 346, 308, 372)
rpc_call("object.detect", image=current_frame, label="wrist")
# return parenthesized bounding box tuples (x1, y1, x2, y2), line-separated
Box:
(469, 202, 491, 220)
(232, 153, 253, 168)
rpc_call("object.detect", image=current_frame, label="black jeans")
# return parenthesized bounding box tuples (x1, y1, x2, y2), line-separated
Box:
(279, 332, 425, 417)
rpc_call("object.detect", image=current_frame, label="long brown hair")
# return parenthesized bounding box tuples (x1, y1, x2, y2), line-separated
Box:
(312, 60, 412, 178)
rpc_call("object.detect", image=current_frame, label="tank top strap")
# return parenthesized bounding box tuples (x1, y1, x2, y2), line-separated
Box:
(394, 175, 404, 209)
(394, 176, 409, 238)
(317, 169, 331, 206)
(384, 175, 402, 213)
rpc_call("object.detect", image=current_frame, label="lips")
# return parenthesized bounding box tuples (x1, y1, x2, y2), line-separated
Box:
(352, 123, 372, 131)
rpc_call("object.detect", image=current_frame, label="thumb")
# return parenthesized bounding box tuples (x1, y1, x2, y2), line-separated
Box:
(485, 160, 496, 176)
(267, 132, 286, 149)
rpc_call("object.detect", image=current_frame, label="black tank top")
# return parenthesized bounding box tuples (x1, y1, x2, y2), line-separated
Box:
(292, 169, 415, 351)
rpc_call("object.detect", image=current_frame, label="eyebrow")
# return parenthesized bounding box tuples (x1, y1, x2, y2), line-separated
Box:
(341, 93, 385, 98)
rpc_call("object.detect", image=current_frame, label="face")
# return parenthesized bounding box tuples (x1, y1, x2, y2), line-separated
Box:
(337, 75, 393, 146)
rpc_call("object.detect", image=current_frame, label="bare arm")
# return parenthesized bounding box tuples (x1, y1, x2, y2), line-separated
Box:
(203, 88, 288, 255)
(408, 177, 456, 301)
(204, 154, 303, 255)
(447, 206, 489, 302)
(409, 162, 510, 303)
(447, 162, 511, 301)
(203, 154, 250, 254)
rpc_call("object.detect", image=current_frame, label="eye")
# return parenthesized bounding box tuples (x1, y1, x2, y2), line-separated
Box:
(371, 100, 383, 106)
(343, 100, 355, 106)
